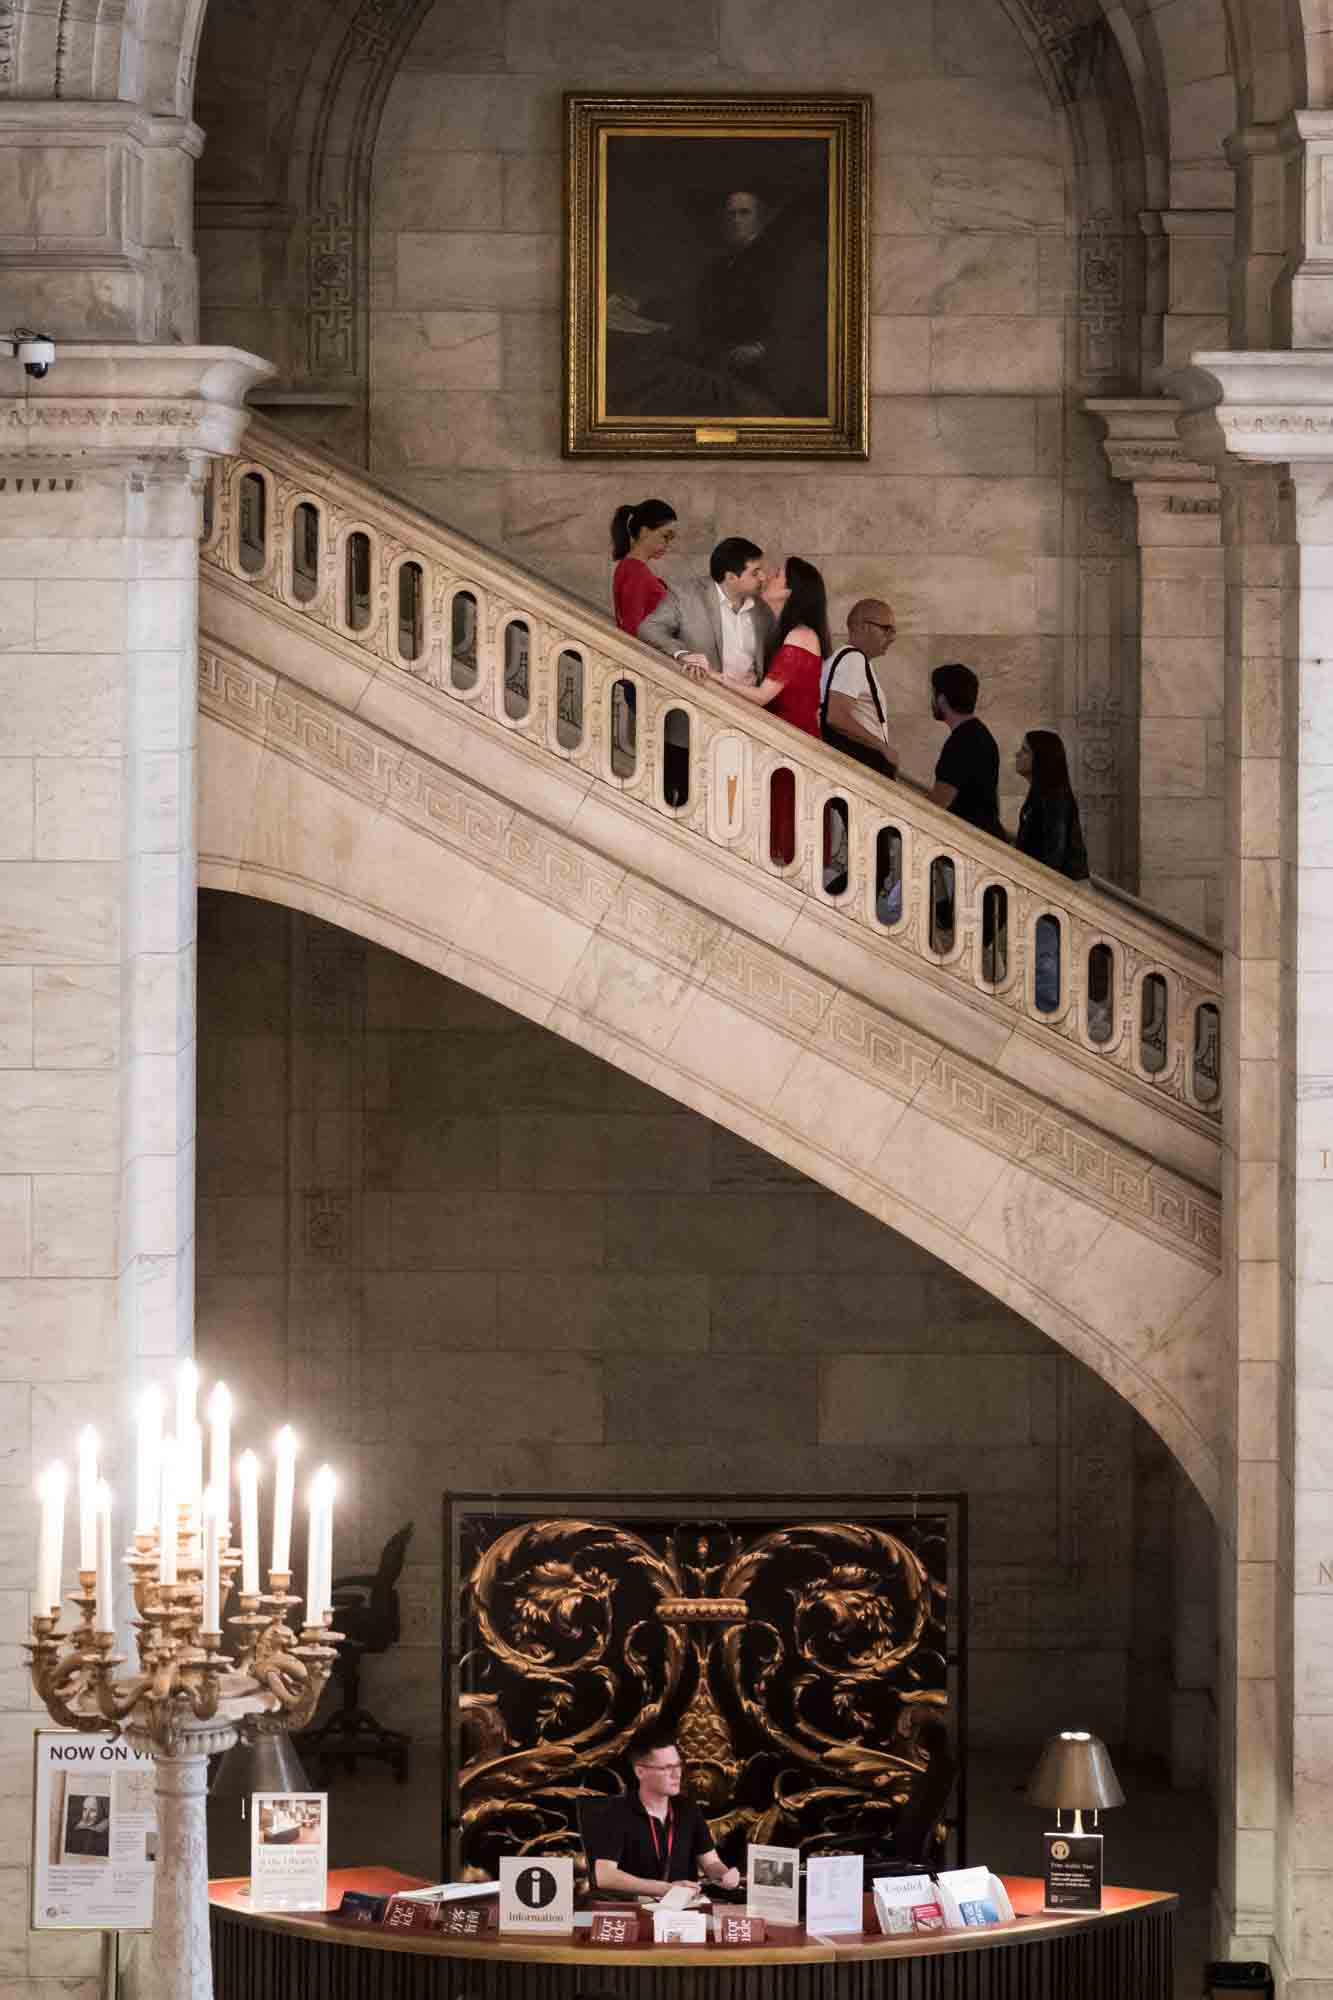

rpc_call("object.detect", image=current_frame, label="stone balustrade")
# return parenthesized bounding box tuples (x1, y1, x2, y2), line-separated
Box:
(203, 421, 1222, 1126)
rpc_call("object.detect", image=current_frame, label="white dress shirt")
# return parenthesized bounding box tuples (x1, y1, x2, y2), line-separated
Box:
(715, 585, 760, 683)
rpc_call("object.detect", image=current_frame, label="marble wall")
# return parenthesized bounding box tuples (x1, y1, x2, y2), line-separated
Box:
(195, 888, 1213, 1758)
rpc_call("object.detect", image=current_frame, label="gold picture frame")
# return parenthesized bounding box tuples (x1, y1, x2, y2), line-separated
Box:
(564, 93, 870, 460)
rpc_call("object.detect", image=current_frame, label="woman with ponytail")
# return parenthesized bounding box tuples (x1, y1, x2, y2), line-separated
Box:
(611, 498, 678, 636)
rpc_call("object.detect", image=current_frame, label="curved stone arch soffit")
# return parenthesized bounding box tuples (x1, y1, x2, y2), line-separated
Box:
(1, 0, 203, 109)
(197, 707, 1220, 1515)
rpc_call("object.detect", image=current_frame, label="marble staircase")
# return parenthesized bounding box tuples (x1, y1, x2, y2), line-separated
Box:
(196, 422, 1225, 1506)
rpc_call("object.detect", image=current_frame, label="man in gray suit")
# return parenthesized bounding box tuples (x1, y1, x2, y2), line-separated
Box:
(638, 536, 775, 806)
(639, 536, 774, 685)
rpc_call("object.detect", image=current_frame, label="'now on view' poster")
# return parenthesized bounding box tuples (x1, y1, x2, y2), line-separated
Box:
(31, 1730, 158, 1931)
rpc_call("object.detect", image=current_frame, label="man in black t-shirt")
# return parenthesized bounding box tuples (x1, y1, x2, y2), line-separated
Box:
(583, 1729, 741, 1898)
(928, 662, 1004, 837)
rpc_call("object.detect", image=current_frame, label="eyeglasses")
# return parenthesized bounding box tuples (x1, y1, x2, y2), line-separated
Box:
(864, 619, 895, 633)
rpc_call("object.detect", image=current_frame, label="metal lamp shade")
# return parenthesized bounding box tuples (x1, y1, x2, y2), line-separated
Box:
(1026, 1731, 1125, 1812)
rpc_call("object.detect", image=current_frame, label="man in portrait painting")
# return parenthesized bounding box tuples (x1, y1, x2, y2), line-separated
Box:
(63, 1793, 111, 1859)
(604, 139, 830, 422)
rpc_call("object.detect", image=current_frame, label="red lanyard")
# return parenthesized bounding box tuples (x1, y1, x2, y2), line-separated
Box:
(647, 1803, 673, 1873)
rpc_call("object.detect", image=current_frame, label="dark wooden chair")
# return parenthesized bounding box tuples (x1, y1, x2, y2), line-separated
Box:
(297, 1521, 414, 1783)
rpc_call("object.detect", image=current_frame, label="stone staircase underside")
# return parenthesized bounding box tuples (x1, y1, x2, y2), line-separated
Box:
(198, 424, 1224, 1509)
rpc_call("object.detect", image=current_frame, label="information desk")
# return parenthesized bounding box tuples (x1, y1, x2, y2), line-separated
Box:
(210, 1867, 1176, 2000)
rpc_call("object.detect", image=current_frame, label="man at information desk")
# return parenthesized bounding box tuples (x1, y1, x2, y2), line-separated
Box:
(586, 1729, 742, 1898)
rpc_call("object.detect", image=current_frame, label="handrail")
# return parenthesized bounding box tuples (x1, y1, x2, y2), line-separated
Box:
(202, 420, 1223, 1124)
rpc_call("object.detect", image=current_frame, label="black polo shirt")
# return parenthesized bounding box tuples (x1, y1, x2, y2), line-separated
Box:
(584, 1793, 713, 1882)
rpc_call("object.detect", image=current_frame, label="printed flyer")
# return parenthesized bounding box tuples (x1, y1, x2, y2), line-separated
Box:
(31, 1730, 158, 1931)
(249, 1793, 329, 1912)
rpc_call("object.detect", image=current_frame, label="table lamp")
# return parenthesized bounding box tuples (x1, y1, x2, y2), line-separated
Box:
(1026, 1730, 1124, 1910)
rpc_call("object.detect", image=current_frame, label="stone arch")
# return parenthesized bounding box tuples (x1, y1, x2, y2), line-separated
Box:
(198, 687, 1222, 1514)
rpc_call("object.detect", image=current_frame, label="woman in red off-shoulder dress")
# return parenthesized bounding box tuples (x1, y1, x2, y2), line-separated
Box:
(721, 555, 828, 864)
(610, 497, 678, 635)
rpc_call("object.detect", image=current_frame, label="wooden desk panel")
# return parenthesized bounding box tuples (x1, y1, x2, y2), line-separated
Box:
(210, 1868, 1176, 1998)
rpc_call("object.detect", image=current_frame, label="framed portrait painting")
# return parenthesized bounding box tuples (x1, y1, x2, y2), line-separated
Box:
(564, 94, 870, 460)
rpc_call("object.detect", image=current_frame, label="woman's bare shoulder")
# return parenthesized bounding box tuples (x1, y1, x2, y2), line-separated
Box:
(780, 626, 822, 655)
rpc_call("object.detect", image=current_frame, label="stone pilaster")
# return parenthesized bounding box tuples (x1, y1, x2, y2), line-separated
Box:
(0, 344, 270, 1992)
(1085, 398, 1224, 938)
(1173, 350, 1333, 1991)
(0, 104, 203, 341)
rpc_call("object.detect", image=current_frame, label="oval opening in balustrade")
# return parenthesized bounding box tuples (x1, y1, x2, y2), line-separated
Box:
(450, 591, 478, 689)
(875, 827, 903, 926)
(345, 532, 372, 632)
(982, 885, 1008, 986)
(397, 562, 424, 662)
(1087, 943, 1114, 1043)
(664, 709, 689, 806)
(202, 470, 215, 545)
(770, 768, 797, 867)
(1034, 913, 1061, 1014)
(823, 798, 849, 896)
(291, 501, 320, 603)
(1140, 971, 1169, 1073)
(610, 678, 637, 777)
(929, 856, 955, 954)
(238, 471, 267, 574)
(504, 620, 531, 719)
(1193, 1001, 1220, 1103)
(556, 649, 584, 749)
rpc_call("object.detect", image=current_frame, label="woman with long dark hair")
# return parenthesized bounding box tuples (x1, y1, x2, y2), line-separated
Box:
(1015, 729, 1089, 880)
(610, 498, 678, 636)
(723, 556, 830, 869)
(1015, 729, 1088, 1016)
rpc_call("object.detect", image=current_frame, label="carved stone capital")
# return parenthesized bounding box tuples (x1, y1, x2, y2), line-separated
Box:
(1083, 397, 1215, 485)
(1169, 351, 1333, 467)
(0, 345, 276, 466)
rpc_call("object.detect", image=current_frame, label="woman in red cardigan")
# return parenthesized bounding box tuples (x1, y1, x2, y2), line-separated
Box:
(610, 498, 678, 634)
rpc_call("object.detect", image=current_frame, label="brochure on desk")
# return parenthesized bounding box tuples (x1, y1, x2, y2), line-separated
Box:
(31, 1730, 158, 1932)
(873, 1867, 1013, 1937)
(249, 1792, 329, 1912)
(746, 1843, 800, 1925)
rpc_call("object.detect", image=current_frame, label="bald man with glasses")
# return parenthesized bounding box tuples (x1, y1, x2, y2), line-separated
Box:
(586, 1730, 741, 1899)
(820, 598, 898, 779)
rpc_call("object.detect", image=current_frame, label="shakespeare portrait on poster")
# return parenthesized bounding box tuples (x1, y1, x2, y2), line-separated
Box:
(565, 95, 870, 459)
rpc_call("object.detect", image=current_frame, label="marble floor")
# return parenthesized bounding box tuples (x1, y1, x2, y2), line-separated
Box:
(314, 1746, 1216, 1999)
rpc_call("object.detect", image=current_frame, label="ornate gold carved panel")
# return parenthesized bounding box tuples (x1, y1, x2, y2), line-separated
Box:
(444, 1496, 964, 1879)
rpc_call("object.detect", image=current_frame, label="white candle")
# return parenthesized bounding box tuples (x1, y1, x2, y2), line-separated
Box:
(37, 1462, 66, 1615)
(185, 1421, 203, 1540)
(201, 1487, 221, 1633)
(321, 1469, 335, 1626)
(238, 1450, 260, 1596)
(77, 1428, 98, 1573)
(135, 1386, 163, 1538)
(158, 1435, 179, 1585)
(305, 1466, 336, 1625)
(175, 1358, 197, 1454)
(94, 1481, 113, 1635)
(207, 1383, 232, 1535)
(272, 1427, 297, 1577)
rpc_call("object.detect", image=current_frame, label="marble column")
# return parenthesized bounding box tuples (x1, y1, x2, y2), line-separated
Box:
(1085, 399, 1224, 938)
(1174, 351, 1333, 1991)
(0, 345, 270, 1992)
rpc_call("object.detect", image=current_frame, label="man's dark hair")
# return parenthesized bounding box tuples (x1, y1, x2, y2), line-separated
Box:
(710, 536, 762, 584)
(932, 662, 979, 715)
(628, 1726, 679, 1768)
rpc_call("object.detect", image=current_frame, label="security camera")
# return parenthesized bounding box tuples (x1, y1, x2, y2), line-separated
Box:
(2, 330, 55, 378)
(17, 334, 55, 379)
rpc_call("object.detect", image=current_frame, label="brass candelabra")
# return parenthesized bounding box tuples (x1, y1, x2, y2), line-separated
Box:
(26, 1506, 341, 1755)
